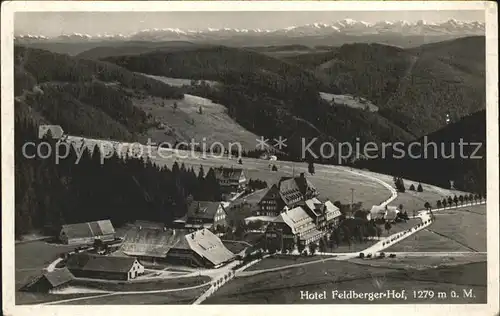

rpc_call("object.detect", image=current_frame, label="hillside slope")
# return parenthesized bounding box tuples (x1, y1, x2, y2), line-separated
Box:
(355, 109, 486, 194)
(14, 46, 187, 141)
(288, 37, 485, 137)
(101, 46, 414, 160)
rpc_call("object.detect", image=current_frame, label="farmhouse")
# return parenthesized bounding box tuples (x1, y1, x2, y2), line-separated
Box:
(185, 201, 228, 230)
(258, 173, 318, 216)
(214, 166, 247, 194)
(59, 220, 116, 245)
(21, 268, 73, 293)
(120, 227, 235, 268)
(66, 253, 144, 281)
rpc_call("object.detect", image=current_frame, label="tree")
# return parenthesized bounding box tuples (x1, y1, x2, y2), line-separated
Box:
(394, 177, 406, 193)
(447, 196, 453, 206)
(271, 164, 278, 171)
(417, 183, 423, 192)
(464, 195, 469, 205)
(436, 200, 442, 209)
(459, 195, 464, 205)
(384, 222, 392, 235)
(424, 202, 431, 210)
(453, 195, 459, 207)
(469, 193, 474, 203)
(308, 161, 315, 175)
(309, 243, 318, 255)
(442, 198, 447, 209)
(342, 226, 352, 248)
(297, 242, 305, 254)
(318, 237, 327, 253)
(409, 184, 415, 191)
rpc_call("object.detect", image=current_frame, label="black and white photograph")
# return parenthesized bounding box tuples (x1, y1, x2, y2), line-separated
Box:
(1, 1, 498, 314)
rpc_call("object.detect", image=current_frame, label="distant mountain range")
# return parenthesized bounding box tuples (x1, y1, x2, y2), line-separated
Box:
(15, 19, 484, 45)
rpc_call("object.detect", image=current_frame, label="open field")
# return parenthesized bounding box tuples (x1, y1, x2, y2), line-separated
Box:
(386, 205, 486, 252)
(349, 253, 487, 270)
(16, 292, 104, 305)
(425, 206, 486, 252)
(205, 261, 486, 304)
(56, 286, 210, 305)
(341, 166, 469, 206)
(323, 240, 377, 254)
(140, 74, 219, 87)
(134, 93, 259, 149)
(71, 275, 210, 292)
(319, 92, 379, 112)
(245, 255, 335, 271)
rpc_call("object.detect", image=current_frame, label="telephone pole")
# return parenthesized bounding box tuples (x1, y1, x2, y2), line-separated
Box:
(350, 188, 355, 217)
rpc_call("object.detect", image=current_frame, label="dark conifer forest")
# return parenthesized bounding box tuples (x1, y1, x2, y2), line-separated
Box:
(14, 117, 222, 238)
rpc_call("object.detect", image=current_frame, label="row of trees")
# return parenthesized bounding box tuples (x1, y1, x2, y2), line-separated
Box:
(435, 193, 485, 209)
(14, 118, 223, 238)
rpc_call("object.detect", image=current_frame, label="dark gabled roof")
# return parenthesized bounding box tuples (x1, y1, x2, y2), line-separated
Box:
(187, 201, 224, 221)
(120, 226, 235, 266)
(66, 253, 137, 273)
(61, 220, 115, 239)
(294, 174, 317, 196)
(214, 167, 244, 182)
(120, 227, 189, 258)
(43, 268, 73, 287)
(275, 174, 317, 206)
(278, 178, 304, 206)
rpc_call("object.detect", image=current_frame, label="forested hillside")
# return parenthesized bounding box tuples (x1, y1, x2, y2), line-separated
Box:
(14, 46, 184, 141)
(102, 45, 415, 160)
(354, 110, 486, 194)
(284, 37, 486, 137)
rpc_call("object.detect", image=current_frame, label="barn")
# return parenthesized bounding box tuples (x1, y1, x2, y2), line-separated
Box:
(59, 220, 116, 245)
(66, 253, 144, 281)
(120, 227, 235, 268)
(21, 268, 73, 293)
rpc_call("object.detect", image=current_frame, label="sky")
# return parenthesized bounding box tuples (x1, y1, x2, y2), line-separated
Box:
(15, 11, 485, 36)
